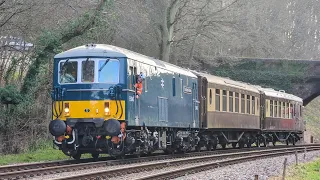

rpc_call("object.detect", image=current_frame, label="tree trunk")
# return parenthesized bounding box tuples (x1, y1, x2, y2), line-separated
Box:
(21, 0, 110, 96)
(160, 0, 180, 62)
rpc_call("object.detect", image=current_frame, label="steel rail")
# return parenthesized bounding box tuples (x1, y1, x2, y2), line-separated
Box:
(0, 143, 297, 174)
(137, 148, 317, 180)
(50, 145, 320, 180)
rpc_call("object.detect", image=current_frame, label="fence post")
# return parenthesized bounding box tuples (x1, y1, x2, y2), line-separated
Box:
(295, 150, 298, 165)
(304, 147, 306, 159)
(282, 158, 287, 180)
(254, 175, 259, 180)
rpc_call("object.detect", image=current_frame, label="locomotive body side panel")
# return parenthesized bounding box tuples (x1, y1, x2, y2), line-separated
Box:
(125, 58, 199, 128)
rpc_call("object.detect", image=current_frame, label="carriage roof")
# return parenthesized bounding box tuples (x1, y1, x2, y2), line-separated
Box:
(194, 71, 260, 93)
(255, 86, 303, 103)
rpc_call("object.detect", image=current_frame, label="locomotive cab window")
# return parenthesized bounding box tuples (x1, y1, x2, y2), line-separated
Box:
(82, 60, 94, 82)
(59, 60, 78, 84)
(98, 59, 120, 84)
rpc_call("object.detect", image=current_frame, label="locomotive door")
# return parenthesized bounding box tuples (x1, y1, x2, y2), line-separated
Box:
(192, 82, 200, 128)
(129, 63, 140, 124)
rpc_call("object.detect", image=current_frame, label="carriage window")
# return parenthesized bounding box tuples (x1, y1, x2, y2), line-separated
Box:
(209, 89, 212, 105)
(59, 61, 78, 83)
(300, 105, 302, 117)
(289, 104, 293, 119)
(282, 102, 285, 118)
(82, 60, 94, 82)
(246, 95, 250, 114)
(287, 103, 290, 118)
(222, 90, 227, 111)
(98, 60, 119, 83)
(215, 89, 220, 111)
(252, 96, 255, 115)
(229, 92, 233, 112)
(241, 94, 245, 113)
(278, 102, 281, 118)
(270, 100, 273, 117)
(274, 101, 278, 117)
(235, 93, 239, 113)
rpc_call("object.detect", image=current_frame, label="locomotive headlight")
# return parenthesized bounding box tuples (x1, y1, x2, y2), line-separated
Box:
(104, 102, 110, 115)
(64, 103, 70, 116)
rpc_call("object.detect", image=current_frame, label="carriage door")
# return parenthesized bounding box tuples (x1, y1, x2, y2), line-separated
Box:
(192, 82, 200, 128)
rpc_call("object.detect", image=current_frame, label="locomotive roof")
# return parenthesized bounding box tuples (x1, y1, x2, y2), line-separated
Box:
(194, 71, 259, 93)
(256, 87, 303, 103)
(54, 44, 197, 78)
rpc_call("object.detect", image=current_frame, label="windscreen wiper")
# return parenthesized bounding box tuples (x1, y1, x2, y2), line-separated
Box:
(98, 58, 110, 72)
(60, 58, 70, 74)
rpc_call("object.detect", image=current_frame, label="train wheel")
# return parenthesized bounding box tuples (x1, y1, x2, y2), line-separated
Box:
(246, 143, 252, 148)
(72, 152, 82, 160)
(272, 141, 276, 146)
(91, 153, 99, 161)
(212, 143, 217, 150)
(286, 140, 289, 145)
(263, 139, 268, 147)
(239, 142, 244, 148)
(232, 143, 237, 148)
(255, 140, 260, 147)
(195, 145, 201, 152)
(221, 143, 226, 149)
(206, 143, 213, 151)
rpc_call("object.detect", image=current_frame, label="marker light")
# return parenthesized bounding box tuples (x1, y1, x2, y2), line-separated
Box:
(104, 107, 110, 113)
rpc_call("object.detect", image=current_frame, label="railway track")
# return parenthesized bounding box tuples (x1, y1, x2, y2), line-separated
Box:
(52, 145, 320, 180)
(0, 144, 318, 180)
(0, 143, 312, 174)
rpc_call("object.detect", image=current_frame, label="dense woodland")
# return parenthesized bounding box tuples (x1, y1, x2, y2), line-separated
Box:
(0, 0, 320, 154)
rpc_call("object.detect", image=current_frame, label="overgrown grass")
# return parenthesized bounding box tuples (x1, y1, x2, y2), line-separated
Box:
(304, 97, 320, 142)
(285, 158, 320, 180)
(0, 140, 93, 166)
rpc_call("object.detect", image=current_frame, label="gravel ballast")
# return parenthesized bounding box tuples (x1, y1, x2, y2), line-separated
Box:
(174, 150, 320, 180)
(28, 150, 320, 180)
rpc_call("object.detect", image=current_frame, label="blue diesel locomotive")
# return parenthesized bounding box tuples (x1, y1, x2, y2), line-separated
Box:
(49, 44, 200, 159)
(49, 44, 304, 159)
